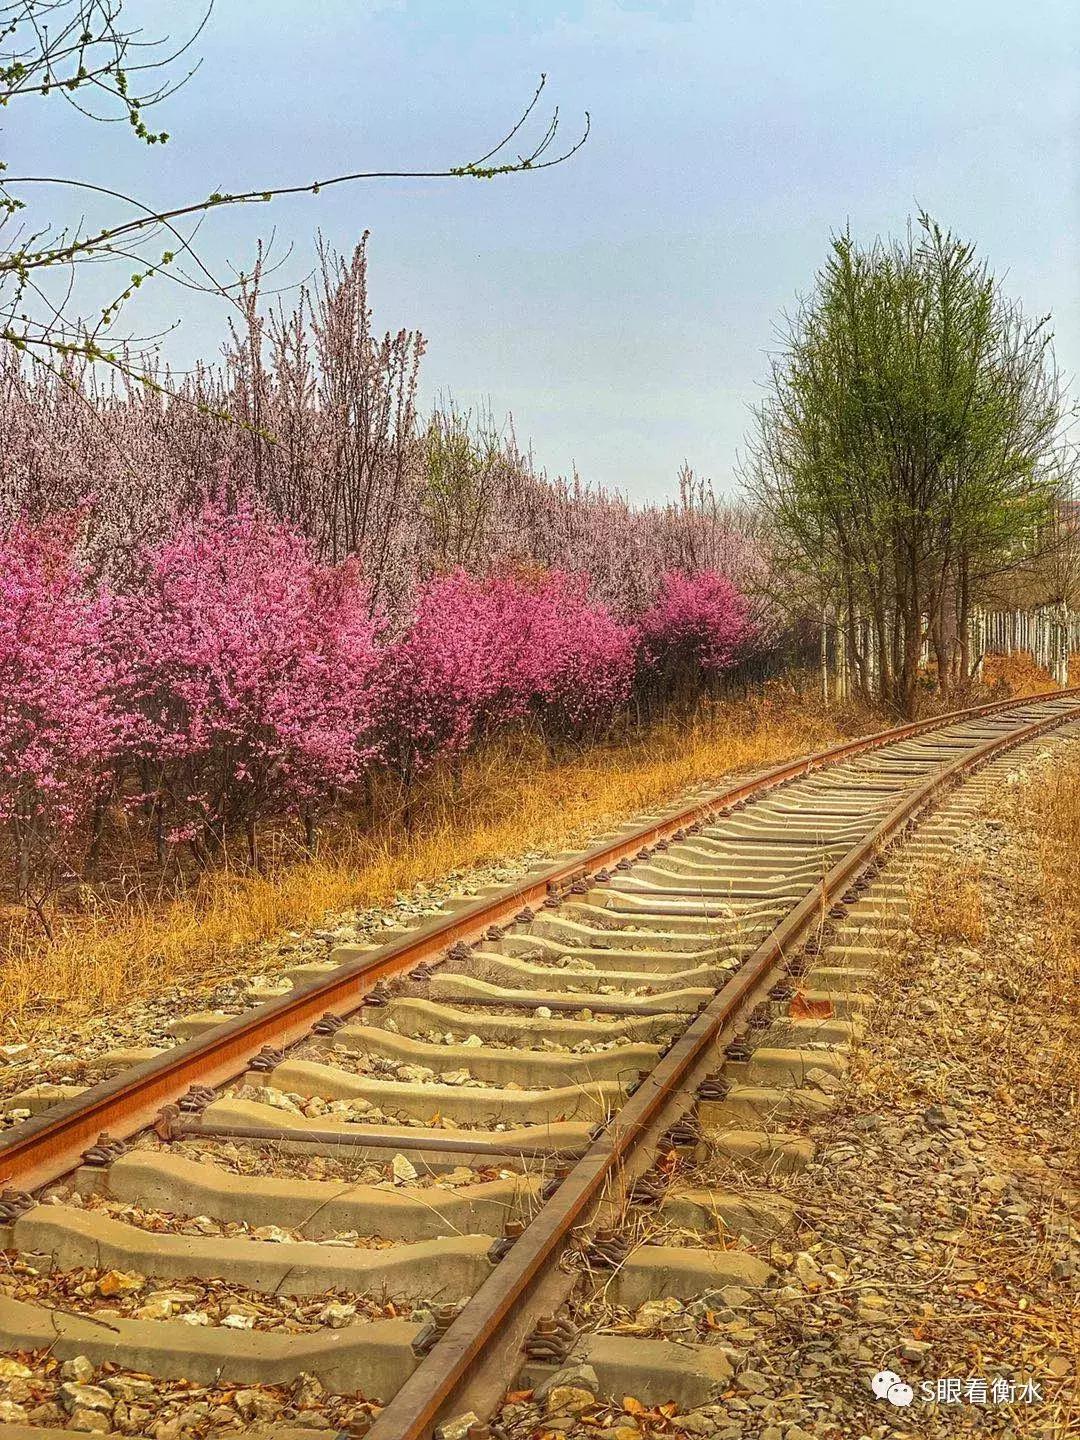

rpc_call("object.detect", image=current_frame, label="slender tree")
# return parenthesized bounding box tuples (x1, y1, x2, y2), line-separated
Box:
(742, 214, 1069, 715)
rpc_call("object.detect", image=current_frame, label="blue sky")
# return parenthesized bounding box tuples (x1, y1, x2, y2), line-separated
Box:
(13, 0, 1080, 500)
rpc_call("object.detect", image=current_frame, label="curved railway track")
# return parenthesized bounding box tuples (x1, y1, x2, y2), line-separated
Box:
(1, 691, 1078, 1440)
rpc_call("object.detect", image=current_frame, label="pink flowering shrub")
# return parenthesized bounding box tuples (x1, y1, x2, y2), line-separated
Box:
(639, 570, 753, 700)
(114, 499, 381, 855)
(509, 571, 637, 733)
(0, 519, 115, 895)
(377, 570, 520, 783)
(378, 568, 637, 780)
(0, 499, 758, 907)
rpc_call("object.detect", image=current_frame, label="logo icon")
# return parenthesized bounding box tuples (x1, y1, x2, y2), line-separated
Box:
(871, 1370, 914, 1407)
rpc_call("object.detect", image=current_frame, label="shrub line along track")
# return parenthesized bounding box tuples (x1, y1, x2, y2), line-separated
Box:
(0, 691, 1078, 1440)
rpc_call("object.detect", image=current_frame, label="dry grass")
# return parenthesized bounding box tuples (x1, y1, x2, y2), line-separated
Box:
(0, 682, 862, 1041)
(906, 757, 1080, 1098)
(1004, 754, 1080, 1039)
(907, 857, 987, 944)
(901, 759, 1079, 1437)
(775, 771, 1079, 1436)
(982, 650, 1059, 698)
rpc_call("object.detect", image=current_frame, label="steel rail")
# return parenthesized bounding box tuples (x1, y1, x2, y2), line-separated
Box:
(360, 696, 1080, 1440)
(0, 689, 1072, 1195)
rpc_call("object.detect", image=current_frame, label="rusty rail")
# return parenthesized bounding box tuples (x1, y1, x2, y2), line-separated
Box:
(0, 689, 1071, 1196)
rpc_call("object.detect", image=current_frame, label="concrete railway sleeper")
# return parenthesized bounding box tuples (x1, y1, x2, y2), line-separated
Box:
(0, 692, 1077, 1440)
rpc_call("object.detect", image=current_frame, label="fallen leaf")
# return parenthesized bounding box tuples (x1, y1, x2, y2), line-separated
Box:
(791, 991, 834, 1019)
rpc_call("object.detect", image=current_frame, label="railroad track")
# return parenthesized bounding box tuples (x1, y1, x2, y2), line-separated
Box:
(0, 692, 1078, 1440)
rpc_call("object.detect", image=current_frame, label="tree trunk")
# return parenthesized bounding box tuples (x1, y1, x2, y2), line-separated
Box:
(956, 564, 971, 690)
(14, 817, 30, 902)
(820, 604, 829, 707)
(930, 611, 949, 701)
(154, 801, 167, 869)
(86, 794, 109, 874)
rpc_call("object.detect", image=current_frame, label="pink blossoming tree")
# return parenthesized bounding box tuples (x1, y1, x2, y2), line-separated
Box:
(0, 519, 115, 912)
(506, 570, 637, 734)
(378, 568, 637, 794)
(114, 499, 382, 862)
(0, 498, 757, 914)
(638, 570, 754, 705)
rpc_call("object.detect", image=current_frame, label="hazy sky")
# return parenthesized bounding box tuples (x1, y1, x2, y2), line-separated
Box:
(14, 0, 1080, 500)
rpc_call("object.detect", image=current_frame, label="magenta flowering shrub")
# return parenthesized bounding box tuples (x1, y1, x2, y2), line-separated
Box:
(378, 569, 637, 778)
(639, 570, 753, 698)
(509, 571, 637, 733)
(114, 500, 381, 852)
(0, 503, 756, 904)
(376, 570, 523, 777)
(0, 520, 115, 894)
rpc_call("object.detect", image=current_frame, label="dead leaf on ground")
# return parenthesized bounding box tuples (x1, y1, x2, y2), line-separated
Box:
(791, 991, 834, 1019)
